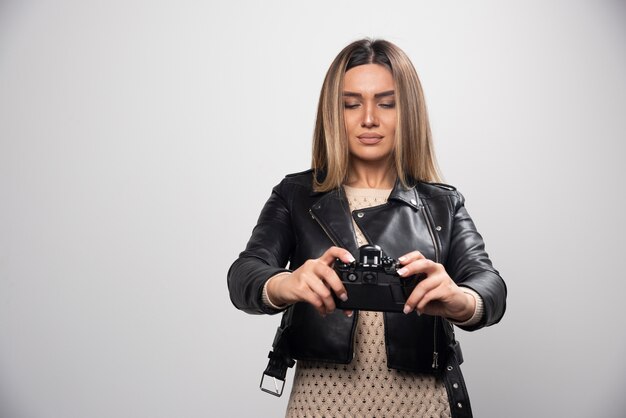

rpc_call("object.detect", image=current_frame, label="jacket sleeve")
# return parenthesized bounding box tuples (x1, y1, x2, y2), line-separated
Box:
(446, 191, 507, 331)
(227, 180, 295, 315)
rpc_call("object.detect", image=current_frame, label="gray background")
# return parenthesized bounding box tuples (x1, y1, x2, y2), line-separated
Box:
(1, 0, 625, 417)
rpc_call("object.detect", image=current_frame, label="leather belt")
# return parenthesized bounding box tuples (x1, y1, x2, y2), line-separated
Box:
(259, 325, 294, 397)
(442, 340, 473, 418)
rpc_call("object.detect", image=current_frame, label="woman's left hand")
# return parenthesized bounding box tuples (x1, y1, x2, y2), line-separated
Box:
(397, 250, 475, 321)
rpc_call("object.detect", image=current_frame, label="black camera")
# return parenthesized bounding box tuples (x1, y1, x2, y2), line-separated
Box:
(333, 244, 425, 312)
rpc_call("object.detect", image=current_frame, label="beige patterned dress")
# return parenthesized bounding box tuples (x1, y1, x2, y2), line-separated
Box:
(285, 185, 451, 418)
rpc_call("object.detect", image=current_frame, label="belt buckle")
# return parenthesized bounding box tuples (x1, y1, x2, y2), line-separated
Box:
(260, 372, 286, 397)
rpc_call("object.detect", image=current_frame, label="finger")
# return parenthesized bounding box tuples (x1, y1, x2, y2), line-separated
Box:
(403, 274, 445, 314)
(397, 250, 426, 265)
(318, 246, 355, 266)
(397, 258, 440, 277)
(301, 288, 328, 316)
(416, 285, 450, 313)
(418, 282, 471, 318)
(306, 274, 337, 313)
(314, 262, 348, 302)
(416, 299, 446, 317)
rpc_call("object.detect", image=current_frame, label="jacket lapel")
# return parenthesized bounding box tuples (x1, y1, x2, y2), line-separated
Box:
(309, 188, 359, 256)
(308, 178, 422, 256)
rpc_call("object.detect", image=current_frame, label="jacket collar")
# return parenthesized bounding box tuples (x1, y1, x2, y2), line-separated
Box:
(308, 176, 421, 254)
(387, 178, 422, 210)
(310, 175, 422, 210)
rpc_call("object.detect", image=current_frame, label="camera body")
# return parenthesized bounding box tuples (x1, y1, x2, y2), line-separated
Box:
(333, 244, 424, 312)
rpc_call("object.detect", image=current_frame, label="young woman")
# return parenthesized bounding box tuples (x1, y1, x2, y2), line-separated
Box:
(228, 39, 507, 418)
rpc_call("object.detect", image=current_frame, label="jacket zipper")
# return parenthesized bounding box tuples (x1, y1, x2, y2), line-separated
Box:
(422, 207, 441, 262)
(309, 209, 340, 247)
(422, 207, 441, 370)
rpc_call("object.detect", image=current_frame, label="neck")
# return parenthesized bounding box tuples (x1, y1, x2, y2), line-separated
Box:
(345, 159, 396, 189)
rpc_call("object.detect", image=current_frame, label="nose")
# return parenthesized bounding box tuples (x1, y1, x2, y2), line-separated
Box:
(361, 103, 379, 128)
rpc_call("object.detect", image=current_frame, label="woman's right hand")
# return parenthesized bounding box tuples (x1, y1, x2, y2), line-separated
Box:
(266, 246, 354, 316)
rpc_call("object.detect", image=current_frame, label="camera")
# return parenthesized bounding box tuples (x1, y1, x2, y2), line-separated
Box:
(333, 244, 425, 312)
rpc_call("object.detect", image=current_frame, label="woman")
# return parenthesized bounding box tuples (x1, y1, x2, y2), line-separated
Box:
(228, 39, 506, 418)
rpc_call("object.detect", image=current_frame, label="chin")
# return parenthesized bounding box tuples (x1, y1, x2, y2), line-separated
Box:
(350, 152, 394, 164)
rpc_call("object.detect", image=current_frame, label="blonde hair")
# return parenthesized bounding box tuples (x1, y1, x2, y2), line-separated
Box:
(311, 39, 442, 191)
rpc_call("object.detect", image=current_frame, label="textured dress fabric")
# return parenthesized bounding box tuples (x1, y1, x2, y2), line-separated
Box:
(285, 186, 451, 418)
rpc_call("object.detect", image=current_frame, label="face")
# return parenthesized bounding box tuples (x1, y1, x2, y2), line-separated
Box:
(343, 64, 397, 165)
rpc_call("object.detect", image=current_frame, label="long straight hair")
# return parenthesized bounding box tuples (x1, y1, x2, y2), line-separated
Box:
(311, 39, 442, 191)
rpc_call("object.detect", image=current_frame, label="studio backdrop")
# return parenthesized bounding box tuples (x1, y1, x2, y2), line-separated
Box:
(1, 1, 625, 417)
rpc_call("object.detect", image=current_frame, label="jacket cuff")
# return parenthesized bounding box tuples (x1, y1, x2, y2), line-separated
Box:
(261, 272, 292, 311)
(449, 287, 484, 327)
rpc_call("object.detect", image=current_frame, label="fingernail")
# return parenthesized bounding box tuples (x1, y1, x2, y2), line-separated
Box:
(398, 256, 406, 262)
(397, 267, 407, 276)
(403, 305, 411, 314)
(347, 253, 355, 262)
(339, 293, 348, 302)
(346, 310, 353, 317)
(416, 310, 421, 316)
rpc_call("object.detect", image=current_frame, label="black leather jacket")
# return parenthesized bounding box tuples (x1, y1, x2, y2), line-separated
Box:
(228, 169, 506, 373)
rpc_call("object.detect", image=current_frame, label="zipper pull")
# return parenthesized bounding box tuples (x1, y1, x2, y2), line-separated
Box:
(431, 351, 439, 369)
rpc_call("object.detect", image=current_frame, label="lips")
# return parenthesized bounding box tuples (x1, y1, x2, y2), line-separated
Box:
(356, 133, 383, 145)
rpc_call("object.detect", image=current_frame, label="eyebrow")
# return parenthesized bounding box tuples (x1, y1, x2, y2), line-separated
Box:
(343, 90, 395, 99)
